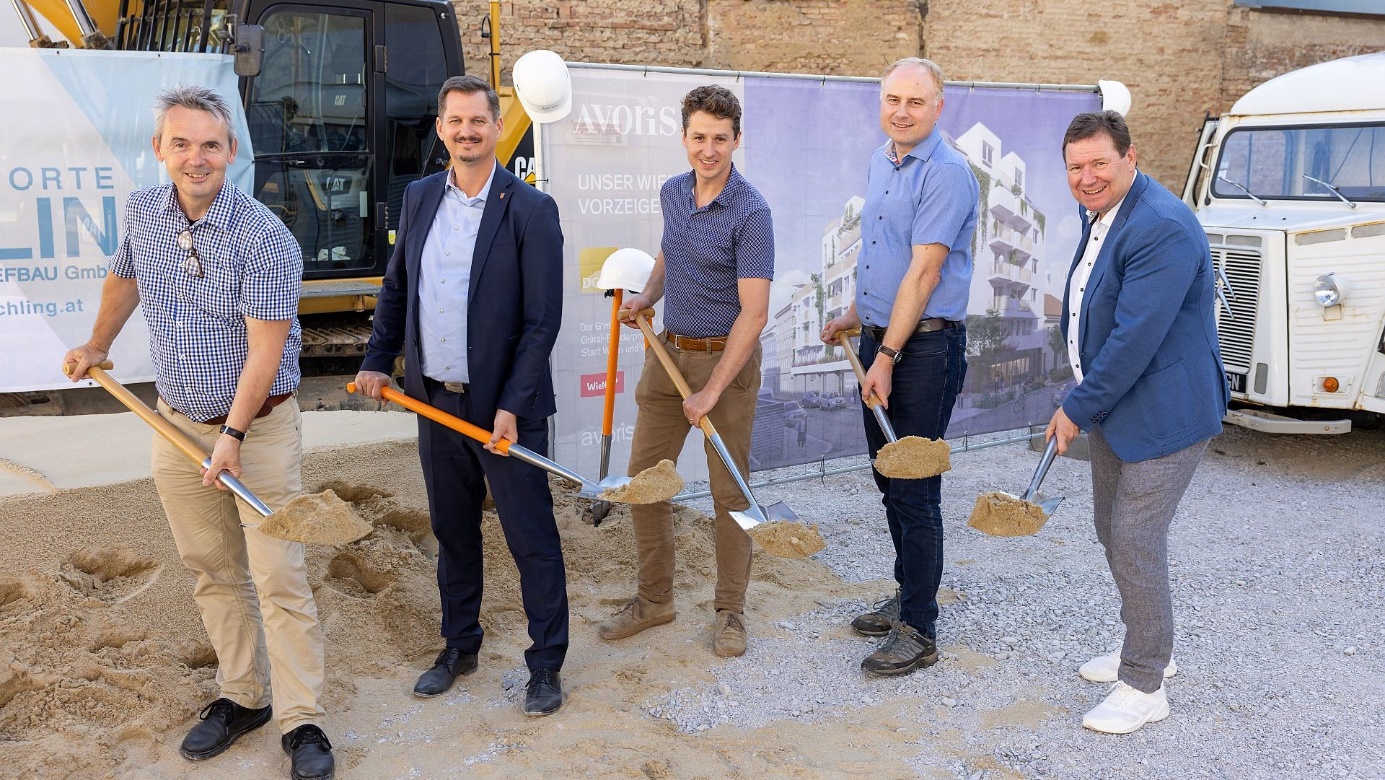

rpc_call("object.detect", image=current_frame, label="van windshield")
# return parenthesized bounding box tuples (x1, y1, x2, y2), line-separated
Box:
(1212, 123, 1385, 202)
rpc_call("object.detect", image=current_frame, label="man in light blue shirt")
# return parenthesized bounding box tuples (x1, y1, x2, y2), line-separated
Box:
(822, 57, 978, 677)
(417, 164, 493, 383)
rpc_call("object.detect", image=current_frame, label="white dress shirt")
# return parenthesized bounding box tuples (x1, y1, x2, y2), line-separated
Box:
(1067, 190, 1130, 384)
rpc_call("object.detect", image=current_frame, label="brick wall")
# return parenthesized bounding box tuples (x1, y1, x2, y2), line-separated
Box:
(448, 0, 1385, 188)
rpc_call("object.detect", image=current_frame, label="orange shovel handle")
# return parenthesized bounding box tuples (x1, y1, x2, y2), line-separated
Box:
(347, 382, 512, 455)
(601, 289, 623, 435)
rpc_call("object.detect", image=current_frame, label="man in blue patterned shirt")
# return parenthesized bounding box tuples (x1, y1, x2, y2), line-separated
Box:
(822, 57, 979, 678)
(64, 85, 334, 779)
(597, 85, 774, 658)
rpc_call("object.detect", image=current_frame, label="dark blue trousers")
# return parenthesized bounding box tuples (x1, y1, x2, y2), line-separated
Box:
(417, 381, 568, 671)
(860, 326, 967, 639)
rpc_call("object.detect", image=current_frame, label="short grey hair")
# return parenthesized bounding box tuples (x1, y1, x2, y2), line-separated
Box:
(881, 57, 945, 97)
(153, 84, 236, 142)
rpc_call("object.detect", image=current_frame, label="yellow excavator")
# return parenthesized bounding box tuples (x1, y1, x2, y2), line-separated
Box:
(10, 0, 535, 371)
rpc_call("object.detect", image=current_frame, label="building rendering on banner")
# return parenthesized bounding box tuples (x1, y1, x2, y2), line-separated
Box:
(765, 122, 1060, 402)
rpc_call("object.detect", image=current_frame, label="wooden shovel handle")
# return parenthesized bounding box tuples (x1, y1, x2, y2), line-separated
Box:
(347, 382, 512, 455)
(632, 312, 719, 439)
(835, 329, 883, 410)
(64, 362, 215, 467)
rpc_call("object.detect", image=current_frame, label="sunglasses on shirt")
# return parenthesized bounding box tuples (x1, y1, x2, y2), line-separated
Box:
(177, 228, 203, 278)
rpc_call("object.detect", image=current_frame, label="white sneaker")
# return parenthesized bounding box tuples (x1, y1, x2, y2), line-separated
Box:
(1078, 650, 1177, 683)
(1082, 681, 1171, 734)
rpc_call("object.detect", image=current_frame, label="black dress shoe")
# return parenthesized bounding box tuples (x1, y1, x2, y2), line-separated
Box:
(413, 647, 479, 697)
(281, 724, 335, 780)
(524, 667, 563, 716)
(179, 698, 273, 760)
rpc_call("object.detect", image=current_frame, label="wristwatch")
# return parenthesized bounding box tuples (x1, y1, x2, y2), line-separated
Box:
(877, 344, 904, 364)
(219, 424, 247, 441)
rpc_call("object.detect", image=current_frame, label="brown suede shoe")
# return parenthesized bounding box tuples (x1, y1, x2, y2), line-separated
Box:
(597, 595, 675, 640)
(713, 609, 747, 657)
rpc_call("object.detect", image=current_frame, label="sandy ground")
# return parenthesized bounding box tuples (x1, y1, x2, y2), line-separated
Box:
(3, 412, 1383, 779)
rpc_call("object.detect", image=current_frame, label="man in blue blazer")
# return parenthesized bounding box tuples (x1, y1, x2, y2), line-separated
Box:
(355, 75, 567, 716)
(1045, 111, 1228, 735)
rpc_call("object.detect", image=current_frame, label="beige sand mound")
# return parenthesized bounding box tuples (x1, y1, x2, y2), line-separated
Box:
(599, 458, 683, 504)
(0, 439, 854, 778)
(747, 520, 827, 558)
(968, 491, 1048, 537)
(256, 489, 372, 545)
(875, 436, 951, 479)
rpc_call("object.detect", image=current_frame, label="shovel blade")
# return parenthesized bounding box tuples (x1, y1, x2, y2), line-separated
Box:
(598, 476, 633, 491)
(762, 500, 799, 523)
(730, 504, 768, 530)
(1038, 495, 1064, 517)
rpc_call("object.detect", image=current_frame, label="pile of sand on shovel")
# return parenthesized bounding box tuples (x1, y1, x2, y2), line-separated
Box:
(598, 459, 684, 504)
(967, 492, 1048, 537)
(748, 521, 827, 559)
(256, 489, 374, 545)
(874, 436, 951, 479)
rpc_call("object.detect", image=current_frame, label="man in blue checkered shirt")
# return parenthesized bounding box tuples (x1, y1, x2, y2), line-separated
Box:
(597, 85, 774, 659)
(64, 85, 334, 780)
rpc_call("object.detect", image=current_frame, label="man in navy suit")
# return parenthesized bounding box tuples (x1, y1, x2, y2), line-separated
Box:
(355, 75, 567, 716)
(1046, 110, 1228, 735)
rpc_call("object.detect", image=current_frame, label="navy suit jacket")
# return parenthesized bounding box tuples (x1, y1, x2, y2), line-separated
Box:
(361, 163, 563, 424)
(1060, 171, 1229, 462)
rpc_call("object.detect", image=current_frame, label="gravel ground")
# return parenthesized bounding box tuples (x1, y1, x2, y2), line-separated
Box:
(660, 423, 1385, 779)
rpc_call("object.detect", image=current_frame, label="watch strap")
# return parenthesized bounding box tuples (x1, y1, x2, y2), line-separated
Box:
(219, 424, 247, 441)
(878, 344, 903, 364)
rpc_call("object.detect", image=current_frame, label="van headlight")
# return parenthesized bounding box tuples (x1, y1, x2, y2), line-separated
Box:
(1314, 273, 1348, 307)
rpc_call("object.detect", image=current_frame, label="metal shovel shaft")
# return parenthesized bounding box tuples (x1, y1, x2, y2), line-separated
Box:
(836, 329, 898, 442)
(634, 312, 779, 528)
(1022, 437, 1060, 502)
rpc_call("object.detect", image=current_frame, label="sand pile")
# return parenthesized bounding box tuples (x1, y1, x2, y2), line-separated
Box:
(256, 489, 373, 545)
(598, 458, 683, 504)
(967, 491, 1048, 537)
(0, 439, 844, 778)
(746, 521, 827, 558)
(874, 436, 951, 479)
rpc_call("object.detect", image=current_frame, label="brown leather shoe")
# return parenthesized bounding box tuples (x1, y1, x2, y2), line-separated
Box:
(712, 609, 747, 657)
(597, 595, 675, 640)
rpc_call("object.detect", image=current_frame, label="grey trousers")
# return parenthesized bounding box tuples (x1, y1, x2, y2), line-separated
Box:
(1088, 426, 1208, 693)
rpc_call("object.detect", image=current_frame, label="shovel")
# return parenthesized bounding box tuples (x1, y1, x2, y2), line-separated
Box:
(347, 383, 675, 503)
(588, 287, 624, 526)
(1020, 435, 1065, 517)
(836, 327, 951, 480)
(967, 436, 1064, 537)
(64, 362, 370, 544)
(632, 310, 797, 530)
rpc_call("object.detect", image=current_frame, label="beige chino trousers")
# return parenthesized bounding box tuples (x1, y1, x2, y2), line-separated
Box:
(627, 341, 760, 613)
(151, 399, 325, 733)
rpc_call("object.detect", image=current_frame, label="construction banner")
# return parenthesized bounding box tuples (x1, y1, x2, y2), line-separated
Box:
(0, 49, 253, 393)
(541, 64, 1101, 480)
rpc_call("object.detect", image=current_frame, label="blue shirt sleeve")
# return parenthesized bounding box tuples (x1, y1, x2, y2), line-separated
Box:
(735, 206, 775, 280)
(913, 160, 976, 249)
(240, 226, 303, 321)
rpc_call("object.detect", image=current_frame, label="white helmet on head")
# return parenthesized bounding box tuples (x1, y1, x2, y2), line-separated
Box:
(597, 248, 655, 292)
(513, 49, 572, 124)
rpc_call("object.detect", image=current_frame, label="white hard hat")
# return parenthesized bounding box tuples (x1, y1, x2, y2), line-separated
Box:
(1099, 80, 1131, 117)
(597, 248, 655, 292)
(513, 50, 572, 124)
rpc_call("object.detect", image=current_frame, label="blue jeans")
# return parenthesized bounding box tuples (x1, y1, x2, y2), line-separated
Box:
(860, 325, 967, 639)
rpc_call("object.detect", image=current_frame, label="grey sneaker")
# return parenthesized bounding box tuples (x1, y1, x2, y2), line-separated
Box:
(860, 622, 938, 677)
(597, 595, 675, 640)
(850, 589, 900, 637)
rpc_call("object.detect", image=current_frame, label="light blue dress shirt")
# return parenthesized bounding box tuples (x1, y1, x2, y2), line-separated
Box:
(419, 165, 495, 383)
(855, 131, 979, 326)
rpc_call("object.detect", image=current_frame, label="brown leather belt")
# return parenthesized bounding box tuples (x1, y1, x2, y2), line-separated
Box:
(172, 393, 293, 426)
(865, 318, 959, 343)
(664, 331, 728, 352)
